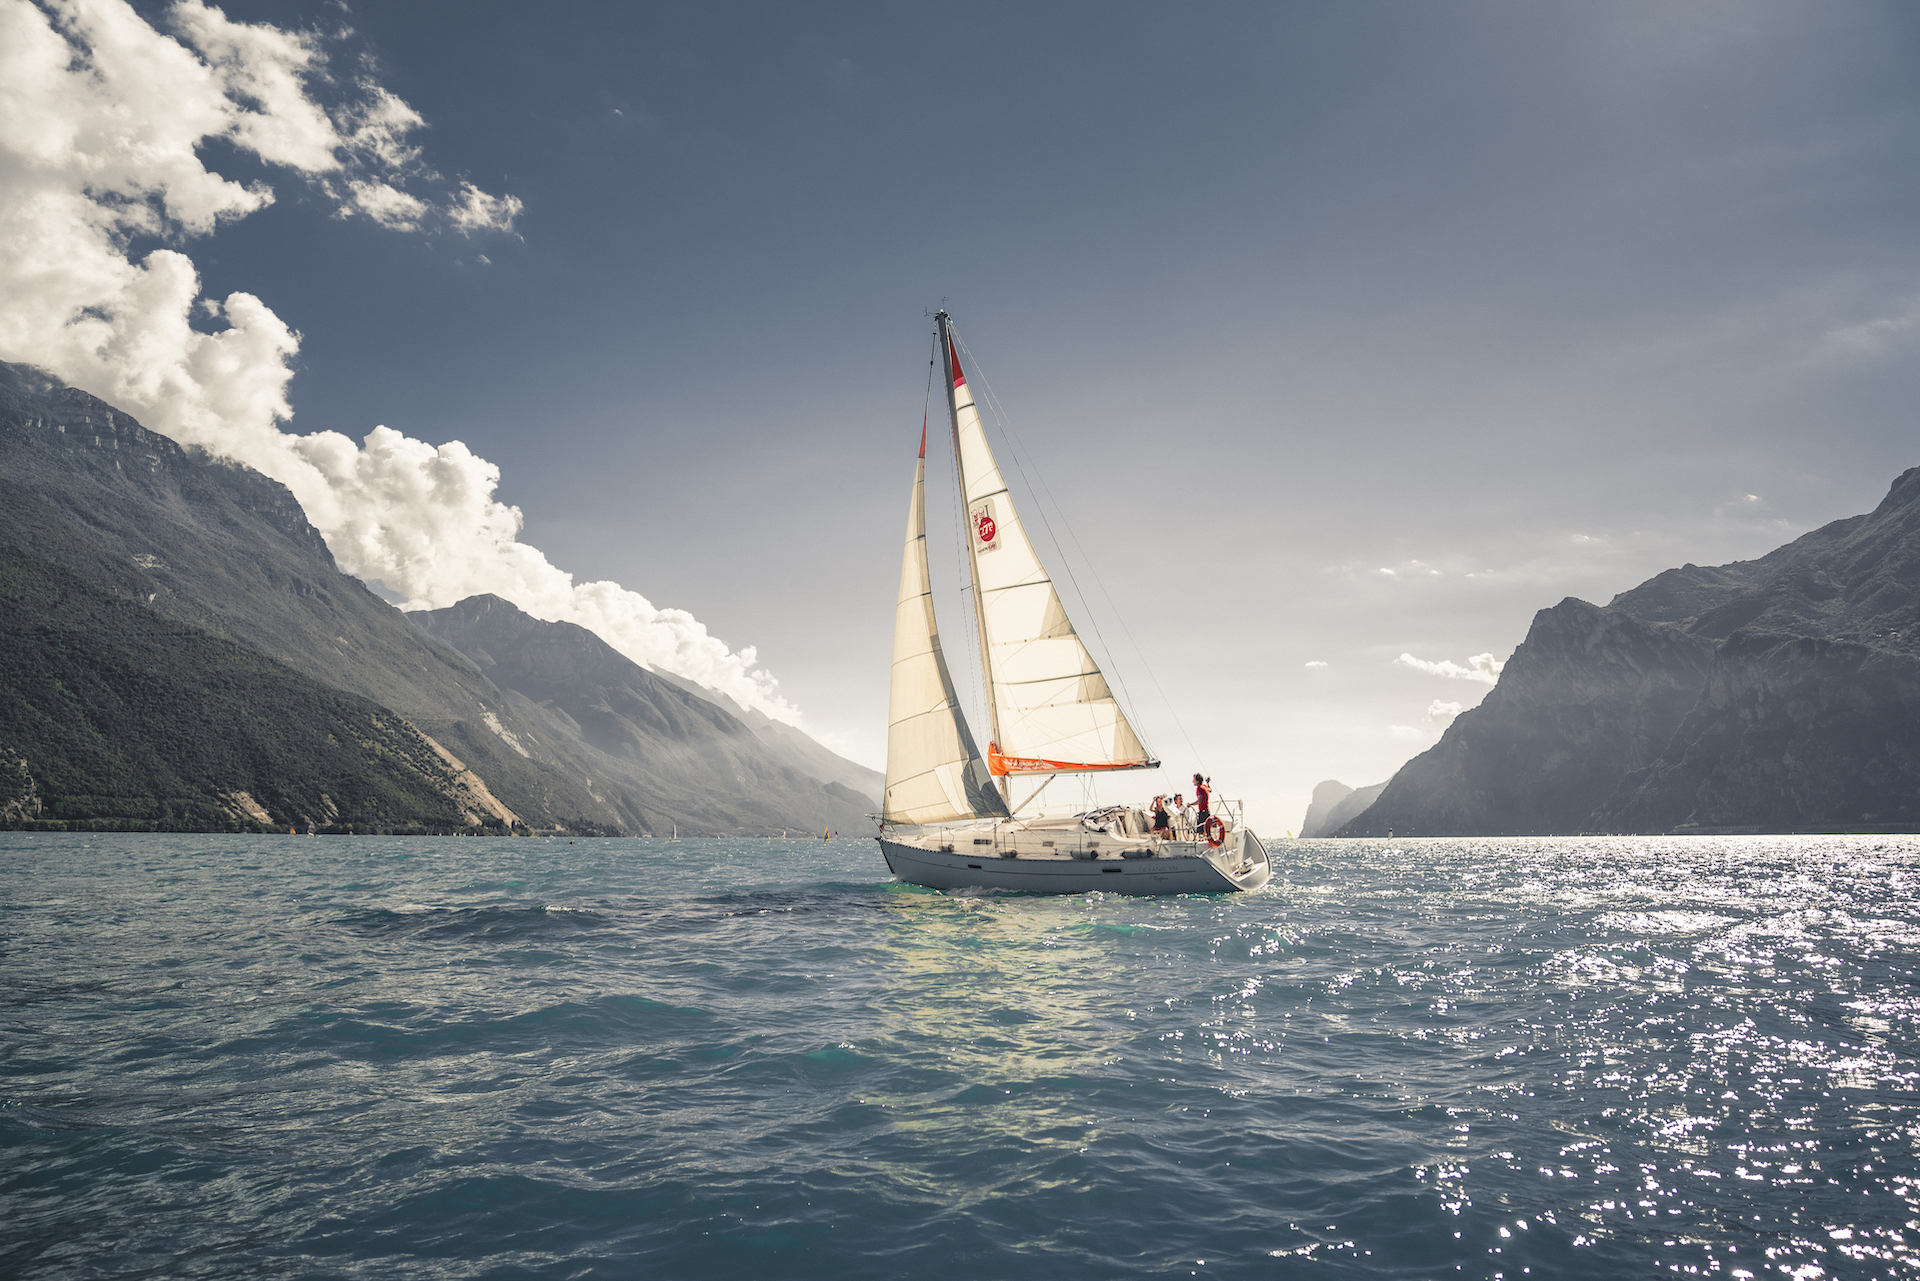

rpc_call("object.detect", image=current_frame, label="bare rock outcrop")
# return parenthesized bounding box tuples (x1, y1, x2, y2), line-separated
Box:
(1300, 779, 1387, 837)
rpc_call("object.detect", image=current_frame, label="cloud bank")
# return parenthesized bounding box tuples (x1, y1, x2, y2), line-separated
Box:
(0, 0, 796, 722)
(1395, 652, 1506, 685)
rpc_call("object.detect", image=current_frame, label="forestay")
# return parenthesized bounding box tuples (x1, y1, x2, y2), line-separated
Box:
(944, 334, 1153, 776)
(883, 425, 1008, 824)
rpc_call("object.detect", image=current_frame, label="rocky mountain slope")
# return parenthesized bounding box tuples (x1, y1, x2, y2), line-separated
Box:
(0, 544, 511, 833)
(409, 595, 875, 835)
(0, 361, 616, 829)
(0, 361, 876, 834)
(1337, 467, 1920, 836)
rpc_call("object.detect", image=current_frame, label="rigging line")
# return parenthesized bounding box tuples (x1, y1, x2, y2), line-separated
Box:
(922, 334, 936, 439)
(950, 331, 1185, 767)
(936, 329, 987, 738)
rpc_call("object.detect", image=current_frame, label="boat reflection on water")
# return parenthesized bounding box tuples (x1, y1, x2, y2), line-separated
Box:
(873, 890, 1129, 1060)
(851, 882, 1265, 1185)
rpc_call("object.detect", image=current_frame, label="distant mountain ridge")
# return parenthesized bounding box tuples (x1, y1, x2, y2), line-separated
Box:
(647, 667, 884, 802)
(0, 360, 877, 834)
(1299, 779, 1387, 838)
(409, 595, 874, 835)
(1337, 467, 1920, 836)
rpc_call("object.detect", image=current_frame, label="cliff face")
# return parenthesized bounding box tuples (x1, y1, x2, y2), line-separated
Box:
(1338, 466, 1920, 836)
(1599, 466, 1920, 832)
(1600, 633, 1920, 832)
(1337, 600, 1714, 836)
(1300, 779, 1387, 837)
(1299, 780, 1354, 838)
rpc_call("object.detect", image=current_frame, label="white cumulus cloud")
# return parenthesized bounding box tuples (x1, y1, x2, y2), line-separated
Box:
(1426, 699, 1464, 722)
(1304, 660, 1329, 668)
(447, 181, 523, 235)
(0, 0, 796, 723)
(341, 178, 429, 231)
(1395, 652, 1505, 685)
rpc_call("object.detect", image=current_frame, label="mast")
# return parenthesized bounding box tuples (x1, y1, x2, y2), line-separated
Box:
(938, 310, 1010, 809)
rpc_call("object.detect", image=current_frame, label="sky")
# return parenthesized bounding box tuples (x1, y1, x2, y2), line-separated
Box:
(5, 0, 1920, 831)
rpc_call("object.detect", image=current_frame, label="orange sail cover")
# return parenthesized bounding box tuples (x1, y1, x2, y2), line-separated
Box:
(988, 743, 1156, 777)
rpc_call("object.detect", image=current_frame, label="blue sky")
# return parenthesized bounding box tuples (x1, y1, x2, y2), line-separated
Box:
(20, 0, 1920, 828)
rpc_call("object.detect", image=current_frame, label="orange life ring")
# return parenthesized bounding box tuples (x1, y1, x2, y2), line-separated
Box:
(1204, 816, 1227, 848)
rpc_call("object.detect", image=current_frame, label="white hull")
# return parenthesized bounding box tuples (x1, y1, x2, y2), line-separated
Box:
(877, 823, 1272, 896)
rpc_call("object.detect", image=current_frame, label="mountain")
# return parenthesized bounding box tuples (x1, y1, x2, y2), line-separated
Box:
(649, 668, 884, 803)
(1299, 779, 1387, 838)
(1596, 467, 1920, 832)
(0, 360, 624, 830)
(1336, 600, 1715, 836)
(1338, 467, 1920, 836)
(0, 543, 514, 833)
(0, 360, 875, 834)
(408, 595, 875, 834)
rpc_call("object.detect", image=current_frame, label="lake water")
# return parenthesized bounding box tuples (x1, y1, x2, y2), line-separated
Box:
(3, 832, 1916, 1279)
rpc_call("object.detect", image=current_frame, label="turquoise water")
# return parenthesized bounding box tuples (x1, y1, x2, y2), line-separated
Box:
(3, 832, 1916, 1278)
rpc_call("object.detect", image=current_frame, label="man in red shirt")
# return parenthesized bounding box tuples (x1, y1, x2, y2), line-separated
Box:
(1192, 774, 1211, 826)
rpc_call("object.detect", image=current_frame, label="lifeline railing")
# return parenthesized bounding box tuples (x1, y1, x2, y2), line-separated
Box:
(1169, 796, 1243, 842)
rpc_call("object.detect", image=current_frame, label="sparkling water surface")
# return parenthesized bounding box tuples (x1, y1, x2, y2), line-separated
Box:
(4, 832, 1917, 1279)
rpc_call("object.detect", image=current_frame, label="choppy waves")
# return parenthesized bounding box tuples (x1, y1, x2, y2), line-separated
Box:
(2, 833, 1916, 1278)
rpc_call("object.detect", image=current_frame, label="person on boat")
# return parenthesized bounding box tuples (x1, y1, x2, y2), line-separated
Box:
(1192, 774, 1211, 826)
(1150, 796, 1172, 839)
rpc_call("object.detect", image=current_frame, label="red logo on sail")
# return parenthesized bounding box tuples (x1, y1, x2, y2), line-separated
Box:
(971, 500, 1000, 551)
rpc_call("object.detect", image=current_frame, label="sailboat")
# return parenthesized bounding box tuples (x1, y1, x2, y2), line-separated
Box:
(875, 313, 1271, 895)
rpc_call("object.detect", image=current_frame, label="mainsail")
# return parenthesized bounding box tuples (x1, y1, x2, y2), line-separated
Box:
(883, 424, 1009, 824)
(941, 323, 1155, 777)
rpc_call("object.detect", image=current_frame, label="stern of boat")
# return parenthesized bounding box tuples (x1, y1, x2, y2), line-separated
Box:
(1211, 826, 1273, 891)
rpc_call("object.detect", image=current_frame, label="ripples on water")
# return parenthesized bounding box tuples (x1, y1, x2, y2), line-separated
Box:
(3, 833, 1916, 1278)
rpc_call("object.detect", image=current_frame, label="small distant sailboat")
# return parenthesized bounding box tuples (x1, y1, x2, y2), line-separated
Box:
(874, 313, 1271, 895)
